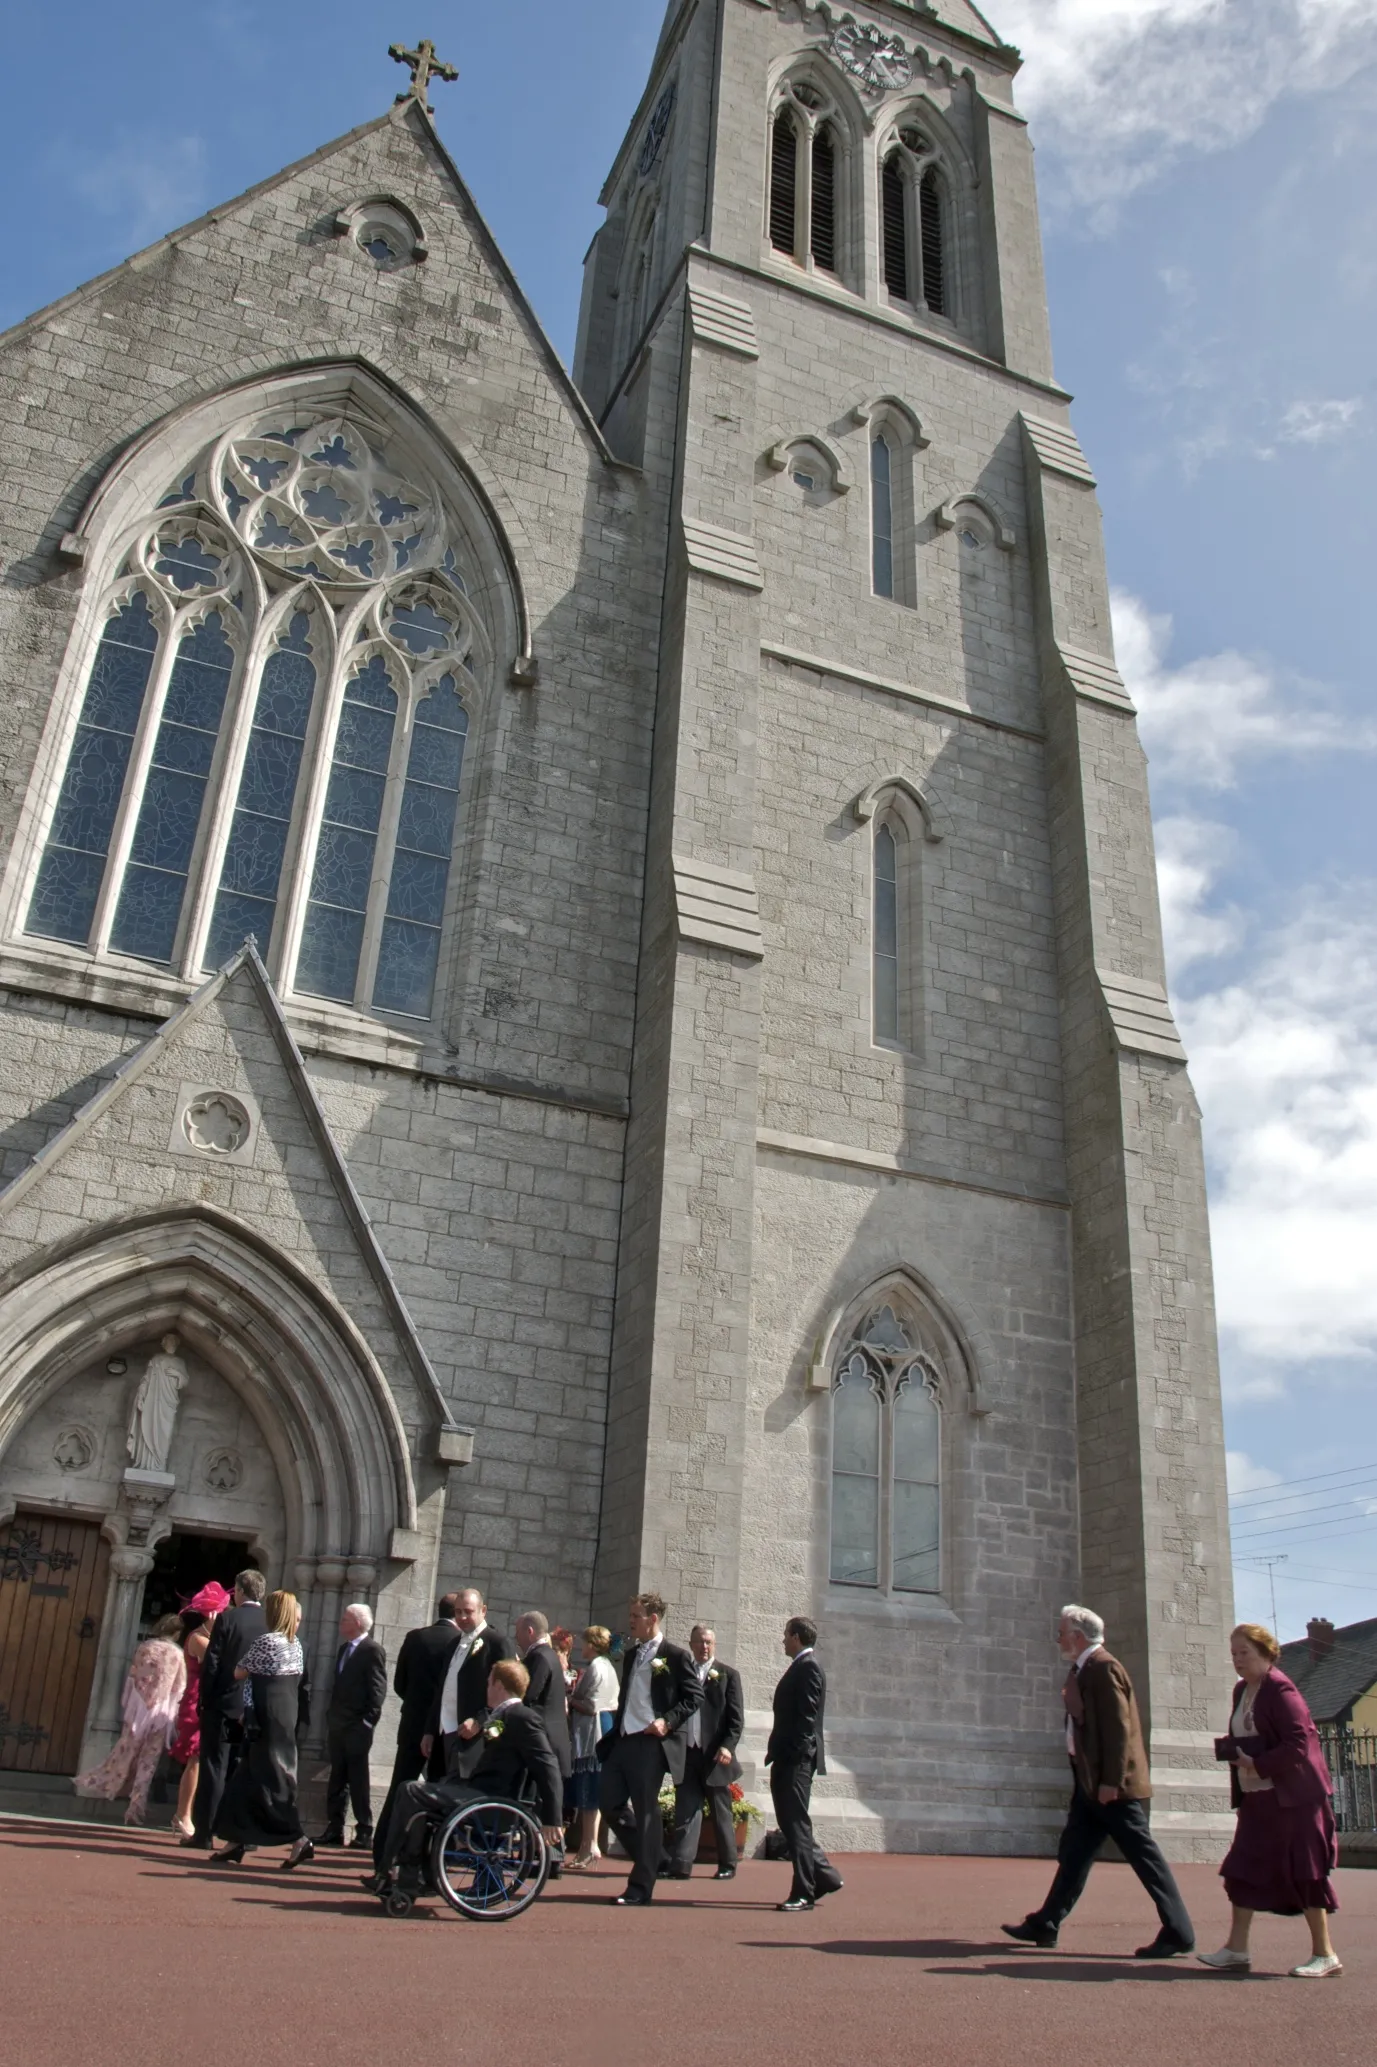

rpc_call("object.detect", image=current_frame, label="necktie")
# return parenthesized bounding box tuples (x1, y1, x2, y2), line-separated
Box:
(1062, 1666, 1085, 1725)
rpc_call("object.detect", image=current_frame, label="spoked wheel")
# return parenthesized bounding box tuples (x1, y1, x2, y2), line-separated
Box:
(383, 1889, 415, 1918)
(429, 1798, 549, 1921)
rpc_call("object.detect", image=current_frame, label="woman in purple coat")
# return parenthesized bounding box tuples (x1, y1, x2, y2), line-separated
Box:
(1198, 1623, 1342, 1979)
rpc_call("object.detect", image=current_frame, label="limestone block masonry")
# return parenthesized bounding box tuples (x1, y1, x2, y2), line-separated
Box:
(0, 0, 1232, 1855)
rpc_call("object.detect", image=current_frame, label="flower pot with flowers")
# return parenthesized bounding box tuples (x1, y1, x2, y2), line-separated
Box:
(658, 1779, 763, 1861)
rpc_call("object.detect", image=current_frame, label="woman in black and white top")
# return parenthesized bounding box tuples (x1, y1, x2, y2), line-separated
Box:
(210, 1590, 313, 1869)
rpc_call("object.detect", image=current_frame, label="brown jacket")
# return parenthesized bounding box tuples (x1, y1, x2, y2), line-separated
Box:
(1069, 1649, 1151, 1801)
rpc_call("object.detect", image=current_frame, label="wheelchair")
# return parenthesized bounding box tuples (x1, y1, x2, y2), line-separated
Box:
(379, 1792, 551, 1923)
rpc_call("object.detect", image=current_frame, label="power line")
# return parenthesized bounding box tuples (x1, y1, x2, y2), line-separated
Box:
(1231, 1520, 1377, 1551)
(1230, 1461, 1377, 1508)
(1229, 1478, 1377, 1520)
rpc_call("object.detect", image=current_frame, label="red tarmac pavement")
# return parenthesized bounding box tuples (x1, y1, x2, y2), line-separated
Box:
(2, 1819, 1373, 2067)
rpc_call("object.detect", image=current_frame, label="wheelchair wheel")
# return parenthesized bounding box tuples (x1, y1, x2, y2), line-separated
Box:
(429, 1797, 549, 1921)
(383, 1889, 415, 1919)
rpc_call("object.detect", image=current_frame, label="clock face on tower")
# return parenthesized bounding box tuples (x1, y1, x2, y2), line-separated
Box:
(830, 20, 914, 96)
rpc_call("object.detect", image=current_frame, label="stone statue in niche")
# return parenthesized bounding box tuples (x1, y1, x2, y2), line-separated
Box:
(126, 1334, 188, 1474)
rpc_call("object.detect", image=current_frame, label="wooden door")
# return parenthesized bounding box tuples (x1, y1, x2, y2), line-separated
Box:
(0, 1512, 110, 1774)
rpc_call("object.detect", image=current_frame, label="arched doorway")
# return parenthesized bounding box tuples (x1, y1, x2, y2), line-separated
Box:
(0, 1207, 420, 1772)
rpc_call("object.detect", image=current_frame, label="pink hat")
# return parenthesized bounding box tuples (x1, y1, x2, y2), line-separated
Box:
(184, 1580, 232, 1615)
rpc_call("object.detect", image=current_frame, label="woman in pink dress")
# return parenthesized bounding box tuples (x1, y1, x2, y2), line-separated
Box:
(74, 1616, 187, 1825)
(1198, 1623, 1342, 1980)
(170, 1581, 231, 1837)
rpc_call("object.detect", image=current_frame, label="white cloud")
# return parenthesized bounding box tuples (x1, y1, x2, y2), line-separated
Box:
(997, 0, 1377, 208)
(1278, 398, 1364, 444)
(1227, 1451, 1282, 1496)
(69, 132, 208, 250)
(1110, 588, 1361, 788)
(1177, 895, 1377, 1372)
(1155, 816, 1243, 975)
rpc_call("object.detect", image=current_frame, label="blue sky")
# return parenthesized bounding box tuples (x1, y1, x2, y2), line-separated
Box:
(4, 3, 1376, 1640)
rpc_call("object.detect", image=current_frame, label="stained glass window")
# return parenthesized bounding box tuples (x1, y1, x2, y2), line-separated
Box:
(831, 1305, 943, 1597)
(109, 611, 235, 963)
(205, 612, 317, 968)
(295, 655, 398, 1003)
(373, 676, 467, 1016)
(26, 592, 161, 946)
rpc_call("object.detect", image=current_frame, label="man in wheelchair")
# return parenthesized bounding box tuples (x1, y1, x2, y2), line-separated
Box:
(365, 1658, 564, 1902)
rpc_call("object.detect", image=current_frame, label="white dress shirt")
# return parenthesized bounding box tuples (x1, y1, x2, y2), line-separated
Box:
(439, 1621, 489, 1735)
(621, 1634, 663, 1734)
(685, 1658, 712, 1749)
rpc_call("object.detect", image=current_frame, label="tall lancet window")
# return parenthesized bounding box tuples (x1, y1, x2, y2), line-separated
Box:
(831, 1302, 942, 1596)
(873, 821, 900, 1044)
(880, 128, 949, 317)
(871, 433, 895, 598)
(767, 81, 846, 278)
(19, 400, 491, 1025)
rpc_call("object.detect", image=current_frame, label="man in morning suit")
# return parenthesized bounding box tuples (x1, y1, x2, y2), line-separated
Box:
(665, 1624, 745, 1880)
(367, 1658, 565, 1896)
(370, 1594, 461, 1872)
(320, 1602, 388, 1848)
(766, 1616, 842, 1911)
(1002, 1604, 1195, 1957)
(515, 1610, 573, 1781)
(597, 1590, 703, 1905)
(419, 1587, 513, 1778)
(188, 1568, 266, 1847)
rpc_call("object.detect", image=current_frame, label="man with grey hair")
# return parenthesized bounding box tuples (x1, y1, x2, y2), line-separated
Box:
(1002, 1605, 1195, 1958)
(320, 1602, 387, 1848)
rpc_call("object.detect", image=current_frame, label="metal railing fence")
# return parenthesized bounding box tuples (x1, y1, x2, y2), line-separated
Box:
(1317, 1726, 1377, 1833)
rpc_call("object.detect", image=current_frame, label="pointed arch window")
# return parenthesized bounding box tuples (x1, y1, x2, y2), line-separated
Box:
(873, 820, 900, 1044)
(871, 433, 895, 599)
(880, 129, 949, 317)
(831, 1303, 941, 1595)
(768, 81, 846, 277)
(18, 405, 489, 1024)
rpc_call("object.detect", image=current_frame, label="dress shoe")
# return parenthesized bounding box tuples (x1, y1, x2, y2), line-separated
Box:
(359, 1872, 386, 1894)
(1136, 1934, 1194, 1960)
(209, 1845, 246, 1866)
(1197, 1948, 1251, 1972)
(317, 1829, 346, 1847)
(179, 1835, 210, 1850)
(713, 1867, 736, 1881)
(348, 1832, 373, 1850)
(1290, 1953, 1342, 1979)
(613, 1891, 652, 1906)
(279, 1838, 315, 1872)
(665, 1865, 692, 1880)
(777, 1897, 815, 1912)
(1001, 1918, 1058, 1948)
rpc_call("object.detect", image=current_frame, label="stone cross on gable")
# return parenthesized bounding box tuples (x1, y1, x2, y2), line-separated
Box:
(389, 38, 458, 114)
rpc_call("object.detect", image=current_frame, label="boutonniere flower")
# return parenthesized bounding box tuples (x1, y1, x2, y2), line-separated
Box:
(651, 1657, 670, 1677)
(707, 1668, 721, 1682)
(483, 1718, 505, 1741)
(470, 1638, 484, 1655)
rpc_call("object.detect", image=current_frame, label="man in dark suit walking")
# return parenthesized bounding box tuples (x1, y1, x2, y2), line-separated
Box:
(368, 1658, 565, 1897)
(188, 1568, 266, 1847)
(515, 1611, 573, 1782)
(320, 1602, 387, 1848)
(1002, 1604, 1195, 1957)
(420, 1587, 513, 1778)
(766, 1616, 842, 1912)
(666, 1624, 744, 1880)
(597, 1591, 702, 1906)
(370, 1594, 461, 1872)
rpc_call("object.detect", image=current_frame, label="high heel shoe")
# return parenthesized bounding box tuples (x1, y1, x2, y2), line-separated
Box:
(209, 1845, 246, 1866)
(280, 1838, 315, 1872)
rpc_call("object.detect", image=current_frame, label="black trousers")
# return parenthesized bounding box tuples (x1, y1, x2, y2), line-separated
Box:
(371, 1732, 427, 1869)
(1037, 1780, 1194, 1943)
(378, 1775, 493, 1881)
(670, 1748, 736, 1871)
(598, 1735, 670, 1898)
(770, 1757, 838, 1903)
(324, 1723, 373, 1838)
(191, 1713, 241, 1843)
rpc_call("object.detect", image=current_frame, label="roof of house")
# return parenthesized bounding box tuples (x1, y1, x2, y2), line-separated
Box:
(1279, 1617, 1377, 1724)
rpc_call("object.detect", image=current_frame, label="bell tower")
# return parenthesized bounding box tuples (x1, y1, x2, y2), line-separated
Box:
(578, 0, 1234, 1859)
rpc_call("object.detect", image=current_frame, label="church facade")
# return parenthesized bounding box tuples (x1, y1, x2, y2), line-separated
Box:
(0, 1, 1234, 1856)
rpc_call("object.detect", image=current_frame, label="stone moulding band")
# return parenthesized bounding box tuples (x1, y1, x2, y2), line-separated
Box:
(756, 1127, 1070, 1210)
(761, 642, 1045, 742)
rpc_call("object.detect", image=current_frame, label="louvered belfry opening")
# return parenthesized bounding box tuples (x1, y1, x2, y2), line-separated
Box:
(882, 153, 908, 299)
(770, 108, 799, 254)
(920, 168, 945, 314)
(811, 124, 837, 272)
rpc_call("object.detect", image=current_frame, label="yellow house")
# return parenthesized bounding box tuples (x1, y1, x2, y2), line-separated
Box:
(1279, 1618, 1377, 1733)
